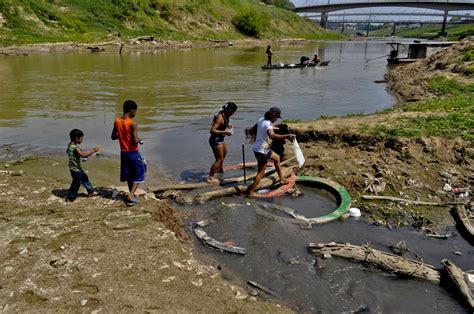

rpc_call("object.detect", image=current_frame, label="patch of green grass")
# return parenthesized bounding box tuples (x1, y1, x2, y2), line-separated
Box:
(345, 112, 364, 118)
(282, 118, 303, 124)
(381, 107, 394, 114)
(426, 75, 474, 95)
(462, 66, 474, 77)
(402, 94, 474, 112)
(463, 45, 474, 62)
(368, 93, 474, 142)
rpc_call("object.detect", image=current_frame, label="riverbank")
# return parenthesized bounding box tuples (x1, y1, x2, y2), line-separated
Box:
(0, 146, 289, 312)
(287, 37, 473, 231)
(0, 0, 342, 47)
(0, 37, 332, 56)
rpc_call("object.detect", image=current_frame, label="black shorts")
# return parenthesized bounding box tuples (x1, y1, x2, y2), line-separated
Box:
(254, 150, 272, 165)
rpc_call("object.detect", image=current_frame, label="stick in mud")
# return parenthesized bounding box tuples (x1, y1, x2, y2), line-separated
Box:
(247, 281, 279, 297)
(361, 195, 464, 207)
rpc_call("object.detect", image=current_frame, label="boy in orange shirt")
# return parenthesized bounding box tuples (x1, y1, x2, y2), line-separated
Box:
(111, 100, 146, 206)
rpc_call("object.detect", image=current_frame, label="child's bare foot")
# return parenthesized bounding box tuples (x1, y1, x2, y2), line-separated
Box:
(88, 191, 99, 197)
(280, 179, 289, 185)
(207, 176, 220, 184)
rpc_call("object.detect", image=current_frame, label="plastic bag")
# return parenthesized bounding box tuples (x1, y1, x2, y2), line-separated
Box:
(292, 138, 305, 168)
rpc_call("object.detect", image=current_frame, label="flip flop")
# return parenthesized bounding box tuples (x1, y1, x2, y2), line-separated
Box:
(125, 197, 138, 207)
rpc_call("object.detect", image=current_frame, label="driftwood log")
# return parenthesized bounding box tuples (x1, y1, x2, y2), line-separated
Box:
(193, 219, 246, 255)
(308, 242, 440, 283)
(452, 205, 474, 244)
(189, 167, 294, 204)
(441, 259, 474, 312)
(361, 195, 462, 207)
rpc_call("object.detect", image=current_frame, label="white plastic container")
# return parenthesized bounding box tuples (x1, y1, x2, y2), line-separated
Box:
(349, 207, 361, 217)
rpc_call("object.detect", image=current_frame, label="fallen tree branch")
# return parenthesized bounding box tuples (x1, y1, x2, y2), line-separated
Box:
(361, 195, 462, 207)
(308, 242, 440, 283)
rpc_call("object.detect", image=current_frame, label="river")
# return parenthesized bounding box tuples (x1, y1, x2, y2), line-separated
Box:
(0, 41, 471, 312)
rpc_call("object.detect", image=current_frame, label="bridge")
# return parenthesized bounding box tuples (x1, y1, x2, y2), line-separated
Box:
(295, 0, 474, 34)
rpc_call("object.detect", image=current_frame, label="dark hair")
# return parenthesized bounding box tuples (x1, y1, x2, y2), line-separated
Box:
(266, 45, 271, 53)
(69, 129, 84, 141)
(264, 108, 281, 120)
(222, 102, 237, 113)
(264, 111, 272, 120)
(123, 100, 138, 113)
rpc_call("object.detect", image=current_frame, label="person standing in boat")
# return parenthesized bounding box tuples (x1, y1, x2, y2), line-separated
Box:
(246, 107, 295, 197)
(207, 102, 238, 183)
(266, 45, 273, 67)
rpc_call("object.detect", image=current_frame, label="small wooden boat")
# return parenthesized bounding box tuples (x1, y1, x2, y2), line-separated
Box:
(262, 60, 330, 70)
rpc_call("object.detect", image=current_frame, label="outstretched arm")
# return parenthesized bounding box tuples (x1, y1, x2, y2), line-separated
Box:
(74, 146, 100, 158)
(268, 128, 294, 140)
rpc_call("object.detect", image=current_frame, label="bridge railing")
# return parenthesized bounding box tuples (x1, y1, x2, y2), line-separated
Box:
(298, 0, 474, 7)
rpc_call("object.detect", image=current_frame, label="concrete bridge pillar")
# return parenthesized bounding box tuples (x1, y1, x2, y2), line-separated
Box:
(439, 10, 448, 36)
(320, 12, 328, 28)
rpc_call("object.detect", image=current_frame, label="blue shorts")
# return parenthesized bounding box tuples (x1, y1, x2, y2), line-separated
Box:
(120, 151, 146, 183)
(254, 150, 273, 166)
(209, 136, 225, 148)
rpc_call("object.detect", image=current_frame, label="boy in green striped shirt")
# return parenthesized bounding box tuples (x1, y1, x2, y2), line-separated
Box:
(66, 129, 100, 202)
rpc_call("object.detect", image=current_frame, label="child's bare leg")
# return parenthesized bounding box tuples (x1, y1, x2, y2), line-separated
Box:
(246, 163, 267, 197)
(128, 182, 139, 200)
(271, 152, 288, 184)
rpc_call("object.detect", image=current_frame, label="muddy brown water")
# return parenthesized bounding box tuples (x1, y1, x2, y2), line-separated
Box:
(1, 41, 472, 312)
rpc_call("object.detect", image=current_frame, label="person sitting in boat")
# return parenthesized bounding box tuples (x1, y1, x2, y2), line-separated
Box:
(311, 54, 320, 65)
(300, 56, 310, 66)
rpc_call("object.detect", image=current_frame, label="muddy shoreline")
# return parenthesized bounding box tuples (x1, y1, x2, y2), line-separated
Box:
(0, 38, 322, 57)
(0, 145, 290, 312)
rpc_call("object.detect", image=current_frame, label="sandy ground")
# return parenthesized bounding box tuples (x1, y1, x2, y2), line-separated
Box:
(0, 150, 290, 312)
